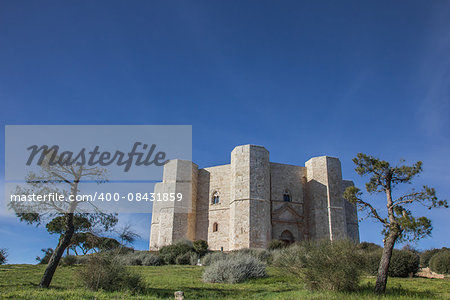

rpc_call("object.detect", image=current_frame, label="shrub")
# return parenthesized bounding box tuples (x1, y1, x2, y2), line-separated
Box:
(77, 254, 144, 292)
(0, 248, 7, 265)
(361, 248, 420, 277)
(361, 248, 382, 276)
(358, 242, 382, 252)
(159, 241, 194, 265)
(231, 248, 273, 264)
(203, 254, 266, 283)
(200, 251, 227, 266)
(388, 250, 420, 277)
(267, 240, 288, 251)
(420, 248, 443, 268)
(193, 240, 209, 256)
(61, 255, 77, 266)
(189, 251, 199, 265)
(142, 254, 164, 266)
(274, 240, 364, 292)
(175, 251, 195, 265)
(36, 248, 54, 264)
(74, 255, 89, 265)
(429, 250, 450, 274)
(115, 252, 142, 266)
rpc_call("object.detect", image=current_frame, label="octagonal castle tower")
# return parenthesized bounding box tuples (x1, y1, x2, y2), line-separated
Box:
(150, 145, 359, 251)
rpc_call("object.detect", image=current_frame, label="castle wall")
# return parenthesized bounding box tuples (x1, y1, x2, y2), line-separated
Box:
(229, 145, 271, 249)
(305, 156, 347, 241)
(270, 163, 306, 241)
(149, 160, 197, 250)
(196, 164, 231, 251)
(342, 180, 360, 242)
(150, 145, 359, 251)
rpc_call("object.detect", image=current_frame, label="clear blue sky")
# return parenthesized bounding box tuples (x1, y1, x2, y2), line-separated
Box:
(1, 0, 449, 264)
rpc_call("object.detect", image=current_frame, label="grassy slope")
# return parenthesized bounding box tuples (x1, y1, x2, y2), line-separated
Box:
(0, 264, 449, 299)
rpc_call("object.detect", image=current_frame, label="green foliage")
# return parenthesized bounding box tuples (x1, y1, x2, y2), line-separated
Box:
(0, 248, 7, 265)
(267, 240, 289, 251)
(361, 249, 419, 277)
(142, 253, 164, 266)
(420, 248, 446, 268)
(36, 248, 54, 264)
(200, 251, 228, 266)
(429, 250, 450, 274)
(273, 240, 364, 292)
(193, 240, 209, 256)
(159, 241, 194, 265)
(61, 255, 77, 266)
(388, 250, 419, 277)
(203, 254, 266, 283)
(113, 251, 165, 266)
(1, 264, 450, 299)
(77, 254, 144, 292)
(46, 215, 92, 235)
(231, 248, 273, 264)
(358, 242, 382, 252)
(175, 251, 196, 265)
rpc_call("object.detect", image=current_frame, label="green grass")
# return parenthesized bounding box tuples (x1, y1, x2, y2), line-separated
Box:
(0, 264, 449, 299)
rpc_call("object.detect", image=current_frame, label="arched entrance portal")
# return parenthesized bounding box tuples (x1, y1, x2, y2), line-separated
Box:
(280, 230, 295, 244)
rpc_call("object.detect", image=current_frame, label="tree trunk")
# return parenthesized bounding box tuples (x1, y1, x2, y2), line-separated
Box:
(39, 213, 75, 288)
(374, 232, 397, 294)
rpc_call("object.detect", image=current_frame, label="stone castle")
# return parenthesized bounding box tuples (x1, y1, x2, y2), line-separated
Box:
(149, 145, 359, 251)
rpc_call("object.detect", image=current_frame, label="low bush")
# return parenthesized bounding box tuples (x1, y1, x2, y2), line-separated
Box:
(274, 240, 364, 292)
(189, 251, 199, 265)
(77, 254, 144, 292)
(116, 252, 142, 266)
(142, 253, 164, 266)
(159, 241, 194, 265)
(61, 255, 77, 266)
(36, 248, 54, 264)
(361, 248, 419, 277)
(175, 251, 195, 265)
(115, 251, 164, 266)
(231, 248, 273, 264)
(200, 251, 227, 266)
(361, 248, 382, 276)
(420, 248, 444, 268)
(267, 240, 288, 251)
(74, 255, 89, 265)
(193, 240, 209, 256)
(203, 254, 266, 283)
(358, 242, 382, 252)
(429, 250, 450, 274)
(388, 250, 420, 277)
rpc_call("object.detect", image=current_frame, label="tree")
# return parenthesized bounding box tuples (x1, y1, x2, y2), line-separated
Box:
(8, 153, 118, 288)
(0, 248, 7, 265)
(344, 153, 447, 294)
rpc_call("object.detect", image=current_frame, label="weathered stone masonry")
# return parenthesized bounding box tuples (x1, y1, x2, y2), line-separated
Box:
(150, 145, 359, 251)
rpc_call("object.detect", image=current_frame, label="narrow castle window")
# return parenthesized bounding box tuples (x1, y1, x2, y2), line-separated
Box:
(211, 191, 220, 205)
(283, 190, 291, 202)
(213, 222, 219, 232)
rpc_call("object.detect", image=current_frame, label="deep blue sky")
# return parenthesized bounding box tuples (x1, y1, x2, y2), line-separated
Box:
(1, 1, 449, 264)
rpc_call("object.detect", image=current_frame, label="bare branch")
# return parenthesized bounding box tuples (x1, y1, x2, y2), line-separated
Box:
(356, 199, 387, 225)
